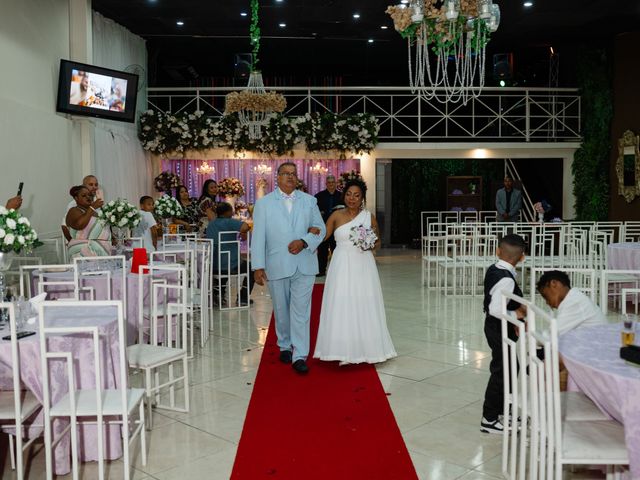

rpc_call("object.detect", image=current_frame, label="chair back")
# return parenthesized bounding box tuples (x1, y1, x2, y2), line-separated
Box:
(73, 256, 127, 312)
(19, 264, 79, 300)
(622, 287, 640, 315)
(215, 230, 251, 309)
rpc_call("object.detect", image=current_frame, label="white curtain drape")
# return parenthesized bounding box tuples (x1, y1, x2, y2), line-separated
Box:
(91, 12, 152, 202)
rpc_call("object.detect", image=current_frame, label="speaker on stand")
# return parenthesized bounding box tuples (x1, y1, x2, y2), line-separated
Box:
(492, 53, 513, 80)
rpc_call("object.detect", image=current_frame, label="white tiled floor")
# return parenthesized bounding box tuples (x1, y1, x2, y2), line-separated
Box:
(1, 250, 609, 479)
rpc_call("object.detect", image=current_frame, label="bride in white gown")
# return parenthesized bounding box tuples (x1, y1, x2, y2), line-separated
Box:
(313, 179, 397, 365)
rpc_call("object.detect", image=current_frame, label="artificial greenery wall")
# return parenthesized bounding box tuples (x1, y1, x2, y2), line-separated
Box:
(391, 159, 503, 244)
(572, 49, 612, 220)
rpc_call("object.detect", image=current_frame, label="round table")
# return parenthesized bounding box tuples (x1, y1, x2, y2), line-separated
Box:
(608, 242, 640, 270)
(559, 323, 640, 479)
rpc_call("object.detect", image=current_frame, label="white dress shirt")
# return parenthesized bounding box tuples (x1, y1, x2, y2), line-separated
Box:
(278, 188, 296, 214)
(488, 259, 519, 319)
(555, 288, 606, 336)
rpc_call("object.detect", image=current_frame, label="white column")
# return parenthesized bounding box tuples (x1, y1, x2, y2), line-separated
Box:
(69, 0, 94, 177)
(562, 154, 576, 219)
(359, 152, 376, 212)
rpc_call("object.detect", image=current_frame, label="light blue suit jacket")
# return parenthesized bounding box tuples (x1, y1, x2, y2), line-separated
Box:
(251, 190, 326, 280)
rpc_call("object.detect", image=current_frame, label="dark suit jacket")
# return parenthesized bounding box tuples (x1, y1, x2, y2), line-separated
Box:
(314, 189, 343, 222)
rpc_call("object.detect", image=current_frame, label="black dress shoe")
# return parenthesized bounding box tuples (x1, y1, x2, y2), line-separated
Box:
(279, 350, 293, 364)
(292, 359, 309, 374)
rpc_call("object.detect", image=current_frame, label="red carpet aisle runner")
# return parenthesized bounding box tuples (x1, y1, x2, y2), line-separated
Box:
(231, 285, 418, 479)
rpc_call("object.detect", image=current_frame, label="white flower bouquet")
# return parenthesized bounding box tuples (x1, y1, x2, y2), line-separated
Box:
(349, 224, 378, 252)
(154, 194, 184, 219)
(0, 206, 39, 253)
(98, 199, 141, 229)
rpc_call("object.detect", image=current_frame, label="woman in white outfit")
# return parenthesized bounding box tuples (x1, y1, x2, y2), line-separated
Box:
(313, 179, 397, 365)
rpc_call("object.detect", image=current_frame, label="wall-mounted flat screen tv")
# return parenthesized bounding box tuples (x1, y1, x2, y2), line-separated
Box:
(56, 59, 139, 123)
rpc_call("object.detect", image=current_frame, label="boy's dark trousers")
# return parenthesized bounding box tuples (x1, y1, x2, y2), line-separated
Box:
(482, 316, 517, 421)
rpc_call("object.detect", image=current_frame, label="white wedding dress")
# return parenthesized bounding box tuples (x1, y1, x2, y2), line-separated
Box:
(313, 210, 397, 364)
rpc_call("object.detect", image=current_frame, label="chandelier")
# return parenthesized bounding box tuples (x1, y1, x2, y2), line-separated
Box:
(310, 162, 328, 175)
(253, 163, 272, 177)
(224, 0, 286, 139)
(386, 0, 500, 105)
(196, 161, 215, 176)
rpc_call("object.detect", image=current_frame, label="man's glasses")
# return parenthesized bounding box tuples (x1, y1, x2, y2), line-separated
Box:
(278, 172, 297, 178)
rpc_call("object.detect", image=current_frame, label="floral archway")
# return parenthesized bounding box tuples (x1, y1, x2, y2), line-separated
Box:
(161, 158, 360, 203)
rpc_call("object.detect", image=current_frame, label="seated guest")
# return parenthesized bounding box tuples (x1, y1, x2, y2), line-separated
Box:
(537, 270, 606, 335)
(173, 185, 202, 233)
(198, 179, 219, 228)
(5, 196, 22, 210)
(132, 196, 159, 253)
(62, 175, 102, 242)
(65, 185, 110, 259)
(206, 202, 254, 305)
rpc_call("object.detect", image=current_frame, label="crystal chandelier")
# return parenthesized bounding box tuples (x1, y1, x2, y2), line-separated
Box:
(310, 162, 328, 175)
(224, 0, 286, 139)
(196, 161, 215, 176)
(387, 0, 500, 105)
(253, 163, 272, 177)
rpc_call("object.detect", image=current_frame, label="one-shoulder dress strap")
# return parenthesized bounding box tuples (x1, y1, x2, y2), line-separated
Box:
(361, 209, 372, 228)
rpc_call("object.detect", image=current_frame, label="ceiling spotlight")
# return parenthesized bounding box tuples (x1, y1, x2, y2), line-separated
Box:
(368, 38, 374, 43)
(279, 22, 286, 27)
(400, 0, 409, 3)
(523, 1, 533, 6)
(380, 25, 388, 29)
(276, 0, 283, 2)
(353, 13, 361, 19)
(240, 12, 248, 16)
(176, 20, 184, 26)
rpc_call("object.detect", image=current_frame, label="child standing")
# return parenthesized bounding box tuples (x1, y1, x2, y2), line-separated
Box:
(480, 234, 527, 434)
(134, 196, 159, 253)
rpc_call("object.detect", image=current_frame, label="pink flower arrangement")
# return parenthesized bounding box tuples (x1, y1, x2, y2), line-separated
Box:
(337, 170, 364, 191)
(217, 177, 245, 197)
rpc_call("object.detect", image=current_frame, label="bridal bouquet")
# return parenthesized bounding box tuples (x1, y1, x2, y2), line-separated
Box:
(349, 224, 378, 252)
(0, 207, 39, 253)
(98, 199, 141, 229)
(154, 194, 183, 219)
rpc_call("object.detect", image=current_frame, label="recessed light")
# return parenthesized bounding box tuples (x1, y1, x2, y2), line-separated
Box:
(240, 12, 248, 16)
(368, 38, 374, 43)
(353, 13, 360, 19)
(176, 20, 184, 26)
(523, 1, 533, 6)
(380, 25, 388, 29)
(279, 22, 286, 27)
(276, 0, 283, 2)
(401, 0, 409, 3)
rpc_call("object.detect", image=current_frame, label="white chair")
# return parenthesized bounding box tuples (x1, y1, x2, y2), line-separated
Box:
(128, 264, 189, 428)
(19, 263, 80, 300)
(421, 222, 449, 289)
(621, 288, 640, 316)
(215, 231, 251, 310)
(188, 238, 212, 347)
(0, 302, 42, 480)
(600, 269, 640, 315)
(73, 256, 127, 312)
(526, 304, 627, 479)
(479, 210, 498, 223)
(38, 300, 146, 480)
(622, 221, 640, 242)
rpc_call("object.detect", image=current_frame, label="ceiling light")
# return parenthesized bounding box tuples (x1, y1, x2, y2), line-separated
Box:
(523, 1, 533, 6)
(400, 0, 409, 3)
(279, 22, 286, 27)
(499, 80, 506, 87)
(368, 39, 374, 43)
(381, 25, 388, 29)
(176, 20, 184, 26)
(353, 13, 360, 19)
(276, 0, 283, 2)
(240, 12, 248, 16)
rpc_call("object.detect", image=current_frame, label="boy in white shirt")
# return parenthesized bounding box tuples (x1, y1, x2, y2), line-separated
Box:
(133, 196, 158, 252)
(537, 270, 606, 336)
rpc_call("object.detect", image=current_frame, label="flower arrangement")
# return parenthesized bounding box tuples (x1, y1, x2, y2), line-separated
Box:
(154, 194, 184, 219)
(98, 199, 141, 229)
(349, 224, 378, 252)
(0, 207, 39, 254)
(533, 200, 552, 223)
(224, 91, 286, 114)
(154, 171, 182, 193)
(337, 170, 365, 191)
(138, 110, 379, 156)
(218, 177, 245, 197)
(296, 179, 308, 192)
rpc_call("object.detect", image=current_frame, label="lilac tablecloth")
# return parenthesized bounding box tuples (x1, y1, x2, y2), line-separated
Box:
(559, 323, 640, 479)
(0, 306, 122, 475)
(608, 242, 640, 270)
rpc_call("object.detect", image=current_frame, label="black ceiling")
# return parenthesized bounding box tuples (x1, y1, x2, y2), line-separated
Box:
(92, 0, 640, 87)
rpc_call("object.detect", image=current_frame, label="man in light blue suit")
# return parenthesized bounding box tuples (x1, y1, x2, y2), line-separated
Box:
(252, 162, 326, 374)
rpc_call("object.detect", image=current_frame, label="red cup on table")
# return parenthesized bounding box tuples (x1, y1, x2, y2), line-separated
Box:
(131, 248, 148, 274)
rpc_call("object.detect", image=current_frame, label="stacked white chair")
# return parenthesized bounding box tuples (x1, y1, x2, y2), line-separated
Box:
(0, 302, 42, 480)
(187, 237, 212, 348)
(38, 300, 146, 480)
(623, 221, 640, 242)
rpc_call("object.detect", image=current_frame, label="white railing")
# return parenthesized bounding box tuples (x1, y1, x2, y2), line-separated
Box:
(147, 86, 581, 143)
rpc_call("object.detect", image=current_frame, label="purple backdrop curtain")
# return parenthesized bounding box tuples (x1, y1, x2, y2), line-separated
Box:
(161, 158, 360, 203)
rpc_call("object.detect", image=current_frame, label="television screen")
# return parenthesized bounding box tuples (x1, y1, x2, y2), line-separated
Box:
(56, 59, 139, 123)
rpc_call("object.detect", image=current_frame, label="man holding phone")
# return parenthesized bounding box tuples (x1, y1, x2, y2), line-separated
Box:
(61, 175, 102, 241)
(4, 182, 23, 209)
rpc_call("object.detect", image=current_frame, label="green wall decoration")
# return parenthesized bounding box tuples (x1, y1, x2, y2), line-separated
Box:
(572, 49, 612, 221)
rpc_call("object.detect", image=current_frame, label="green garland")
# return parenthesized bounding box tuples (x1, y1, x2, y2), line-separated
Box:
(249, 0, 260, 72)
(138, 110, 379, 157)
(572, 49, 612, 220)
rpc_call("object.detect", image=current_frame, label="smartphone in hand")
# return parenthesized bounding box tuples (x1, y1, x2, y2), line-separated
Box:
(17, 182, 24, 196)
(95, 188, 104, 200)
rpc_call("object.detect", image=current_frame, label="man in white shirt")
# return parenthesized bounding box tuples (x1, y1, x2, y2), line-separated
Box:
(537, 270, 606, 336)
(62, 175, 102, 241)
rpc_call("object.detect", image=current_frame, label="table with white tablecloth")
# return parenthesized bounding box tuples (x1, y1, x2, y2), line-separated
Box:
(0, 306, 123, 475)
(608, 242, 640, 270)
(559, 323, 640, 479)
